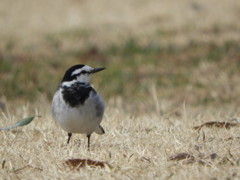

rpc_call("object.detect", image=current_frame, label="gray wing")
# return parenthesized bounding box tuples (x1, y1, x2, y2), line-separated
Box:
(94, 95, 105, 118)
(94, 94, 105, 135)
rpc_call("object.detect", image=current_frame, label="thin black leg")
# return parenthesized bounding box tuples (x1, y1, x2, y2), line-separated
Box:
(67, 133, 72, 144)
(87, 134, 91, 151)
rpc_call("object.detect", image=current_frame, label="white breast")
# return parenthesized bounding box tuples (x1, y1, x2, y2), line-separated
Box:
(52, 89, 105, 135)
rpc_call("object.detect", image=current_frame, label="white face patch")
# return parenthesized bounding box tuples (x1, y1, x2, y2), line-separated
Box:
(76, 74, 92, 83)
(71, 65, 93, 76)
(70, 65, 94, 83)
(71, 69, 82, 76)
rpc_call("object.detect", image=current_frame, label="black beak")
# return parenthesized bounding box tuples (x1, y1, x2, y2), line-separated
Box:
(92, 67, 106, 73)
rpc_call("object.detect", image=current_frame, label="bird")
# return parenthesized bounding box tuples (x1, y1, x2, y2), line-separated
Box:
(52, 64, 106, 150)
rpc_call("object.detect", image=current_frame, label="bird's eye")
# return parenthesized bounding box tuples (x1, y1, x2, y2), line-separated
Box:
(82, 70, 86, 74)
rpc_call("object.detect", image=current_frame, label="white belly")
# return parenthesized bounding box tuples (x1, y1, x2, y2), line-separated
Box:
(52, 89, 104, 135)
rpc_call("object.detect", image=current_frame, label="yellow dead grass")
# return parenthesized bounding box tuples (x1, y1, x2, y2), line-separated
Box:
(1, 97, 240, 179)
(1, 0, 240, 179)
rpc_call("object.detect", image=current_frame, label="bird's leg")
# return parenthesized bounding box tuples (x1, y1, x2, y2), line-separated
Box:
(87, 134, 91, 151)
(67, 133, 72, 144)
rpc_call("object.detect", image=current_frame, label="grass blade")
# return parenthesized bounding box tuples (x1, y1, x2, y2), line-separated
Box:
(0, 116, 40, 130)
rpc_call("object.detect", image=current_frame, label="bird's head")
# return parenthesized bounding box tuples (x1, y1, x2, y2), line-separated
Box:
(61, 64, 105, 83)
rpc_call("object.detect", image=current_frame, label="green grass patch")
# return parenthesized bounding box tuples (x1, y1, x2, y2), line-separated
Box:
(0, 38, 239, 106)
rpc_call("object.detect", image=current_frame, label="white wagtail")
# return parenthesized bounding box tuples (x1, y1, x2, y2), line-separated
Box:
(52, 64, 105, 150)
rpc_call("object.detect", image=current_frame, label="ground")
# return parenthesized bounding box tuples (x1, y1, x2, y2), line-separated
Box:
(0, 0, 240, 179)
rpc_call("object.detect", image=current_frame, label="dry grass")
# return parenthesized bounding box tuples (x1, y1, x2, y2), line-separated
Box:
(1, 0, 240, 179)
(0, 0, 240, 49)
(1, 98, 240, 179)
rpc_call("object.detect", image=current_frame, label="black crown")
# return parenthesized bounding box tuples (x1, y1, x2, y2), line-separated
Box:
(61, 64, 85, 82)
